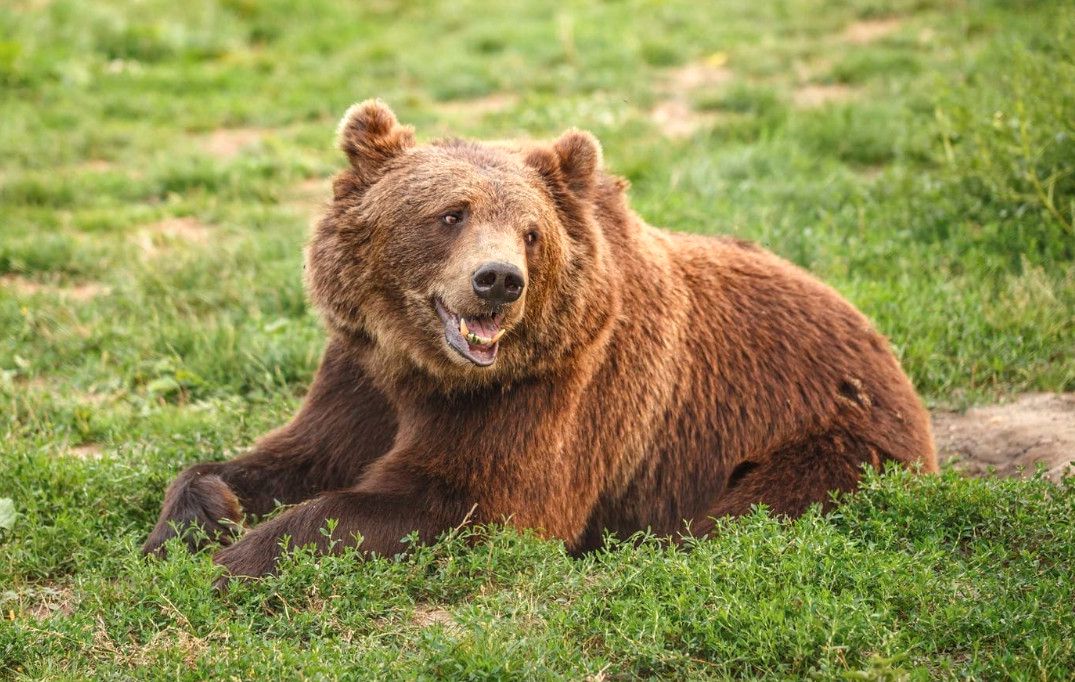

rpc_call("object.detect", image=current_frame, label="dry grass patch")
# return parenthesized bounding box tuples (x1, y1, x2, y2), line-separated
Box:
(792, 83, 856, 108)
(651, 56, 734, 138)
(649, 100, 723, 139)
(77, 159, 115, 172)
(666, 57, 734, 91)
(412, 605, 460, 633)
(66, 443, 104, 460)
(91, 626, 209, 669)
(1, 274, 110, 302)
(198, 127, 267, 159)
(135, 217, 213, 257)
(64, 282, 111, 302)
(843, 17, 903, 45)
(9, 585, 78, 621)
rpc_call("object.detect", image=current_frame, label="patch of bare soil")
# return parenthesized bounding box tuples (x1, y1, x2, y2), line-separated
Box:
(843, 17, 902, 45)
(650, 57, 734, 138)
(66, 443, 103, 460)
(22, 586, 77, 621)
(413, 605, 459, 633)
(93, 625, 207, 667)
(792, 83, 855, 108)
(666, 60, 734, 92)
(1, 275, 110, 302)
(78, 159, 115, 172)
(199, 127, 266, 159)
(649, 100, 721, 139)
(435, 93, 518, 118)
(932, 393, 1075, 481)
(135, 217, 212, 256)
(66, 283, 110, 302)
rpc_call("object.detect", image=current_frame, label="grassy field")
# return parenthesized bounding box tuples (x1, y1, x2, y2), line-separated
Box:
(2, 0, 1074, 678)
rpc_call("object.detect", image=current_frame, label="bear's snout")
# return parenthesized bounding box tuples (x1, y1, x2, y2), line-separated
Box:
(472, 261, 525, 304)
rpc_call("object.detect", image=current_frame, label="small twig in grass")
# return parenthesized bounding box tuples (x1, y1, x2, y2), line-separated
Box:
(452, 503, 479, 535)
(157, 593, 193, 630)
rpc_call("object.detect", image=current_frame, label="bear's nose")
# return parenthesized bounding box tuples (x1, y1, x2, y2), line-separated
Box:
(472, 262, 525, 304)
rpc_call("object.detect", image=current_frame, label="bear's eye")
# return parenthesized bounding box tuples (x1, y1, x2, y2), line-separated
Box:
(525, 230, 540, 246)
(440, 210, 466, 227)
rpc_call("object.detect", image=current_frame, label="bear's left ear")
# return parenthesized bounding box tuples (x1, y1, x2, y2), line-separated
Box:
(526, 128, 603, 201)
(335, 99, 416, 188)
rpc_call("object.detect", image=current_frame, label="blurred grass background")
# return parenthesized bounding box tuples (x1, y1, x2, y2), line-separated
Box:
(2, 0, 1074, 678)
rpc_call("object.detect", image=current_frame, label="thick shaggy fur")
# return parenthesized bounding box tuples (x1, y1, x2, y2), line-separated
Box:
(143, 101, 937, 578)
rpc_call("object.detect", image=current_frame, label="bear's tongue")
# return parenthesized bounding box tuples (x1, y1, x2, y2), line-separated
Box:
(460, 315, 503, 346)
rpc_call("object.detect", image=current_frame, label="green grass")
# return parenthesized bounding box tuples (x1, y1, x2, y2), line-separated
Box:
(2, 0, 1074, 678)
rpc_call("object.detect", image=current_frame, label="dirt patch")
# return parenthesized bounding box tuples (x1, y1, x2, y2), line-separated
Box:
(843, 17, 902, 45)
(435, 93, 518, 118)
(199, 127, 266, 159)
(792, 83, 855, 108)
(1, 275, 110, 302)
(92, 625, 207, 667)
(66, 283, 110, 302)
(12, 585, 78, 621)
(666, 59, 733, 92)
(136, 217, 212, 256)
(66, 443, 104, 460)
(78, 159, 115, 172)
(413, 605, 459, 633)
(651, 57, 734, 138)
(933, 393, 1075, 481)
(650, 100, 722, 139)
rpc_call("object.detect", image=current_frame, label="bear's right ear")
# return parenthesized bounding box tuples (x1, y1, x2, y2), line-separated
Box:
(336, 99, 416, 188)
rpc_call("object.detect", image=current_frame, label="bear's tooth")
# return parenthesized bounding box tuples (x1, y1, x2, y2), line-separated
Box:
(467, 330, 495, 347)
(459, 317, 469, 338)
(491, 329, 506, 343)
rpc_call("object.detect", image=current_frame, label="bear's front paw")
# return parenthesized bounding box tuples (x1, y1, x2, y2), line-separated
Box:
(142, 470, 244, 557)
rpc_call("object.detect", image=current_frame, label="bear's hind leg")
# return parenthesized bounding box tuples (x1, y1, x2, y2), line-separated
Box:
(700, 431, 883, 526)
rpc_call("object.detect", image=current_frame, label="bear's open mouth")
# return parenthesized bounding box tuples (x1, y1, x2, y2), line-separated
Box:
(434, 299, 506, 367)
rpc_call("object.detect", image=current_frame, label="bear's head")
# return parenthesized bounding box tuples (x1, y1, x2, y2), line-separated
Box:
(307, 100, 620, 390)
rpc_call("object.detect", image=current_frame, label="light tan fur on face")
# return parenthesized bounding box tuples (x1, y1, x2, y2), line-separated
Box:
(434, 222, 527, 326)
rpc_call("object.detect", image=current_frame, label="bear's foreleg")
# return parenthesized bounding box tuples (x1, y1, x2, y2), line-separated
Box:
(143, 339, 398, 557)
(210, 378, 605, 580)
(211, 486, 471, 582)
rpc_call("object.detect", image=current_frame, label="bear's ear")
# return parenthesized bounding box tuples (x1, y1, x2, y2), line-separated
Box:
(553, 129, 602, 197)
(336, 99, 416, 188)
(526, 128, 603, 201)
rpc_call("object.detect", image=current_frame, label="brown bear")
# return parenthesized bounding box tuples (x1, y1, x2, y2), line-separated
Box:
(143, 100, 937, 578)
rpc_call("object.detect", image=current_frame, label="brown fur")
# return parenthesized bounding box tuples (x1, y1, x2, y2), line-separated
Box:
(142, 100, 937, 579)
